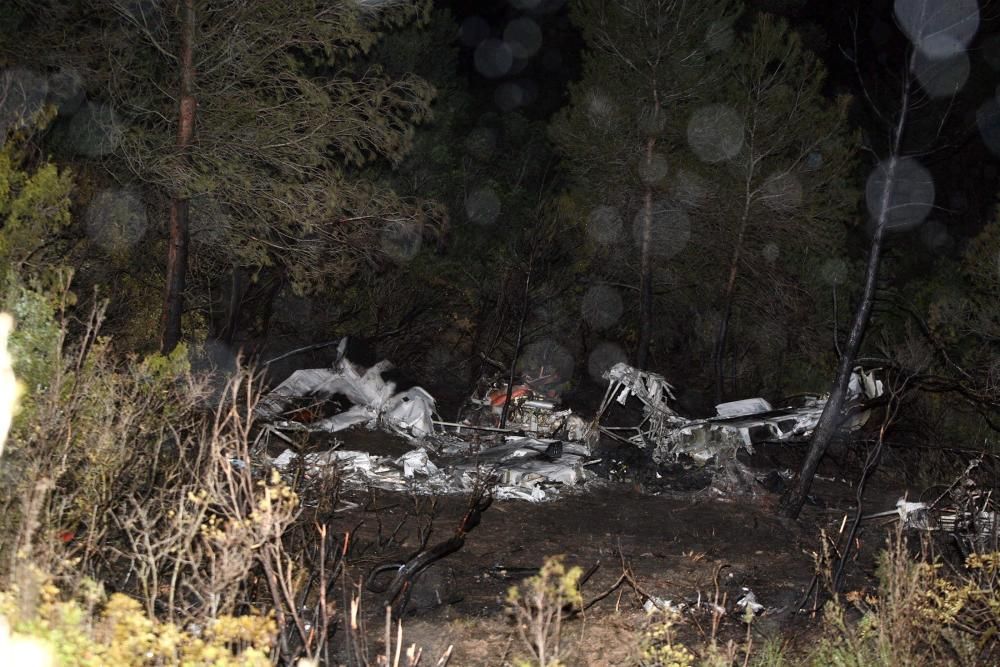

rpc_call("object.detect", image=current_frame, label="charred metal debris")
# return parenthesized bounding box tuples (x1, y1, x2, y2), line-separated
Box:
(254, 340, 884, 502)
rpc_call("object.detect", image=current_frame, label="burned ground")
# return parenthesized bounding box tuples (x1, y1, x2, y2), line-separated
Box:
(284, 425, 953, 665)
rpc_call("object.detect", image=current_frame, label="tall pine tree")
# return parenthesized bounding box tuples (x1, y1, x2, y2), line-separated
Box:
(7, 1, 437, 350)
(689, 15, 857, 402)
(551, 0, 740, 371)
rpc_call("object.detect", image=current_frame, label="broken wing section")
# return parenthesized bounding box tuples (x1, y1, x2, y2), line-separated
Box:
(254, 343, 436, 440)
(596, 363, 884, 466)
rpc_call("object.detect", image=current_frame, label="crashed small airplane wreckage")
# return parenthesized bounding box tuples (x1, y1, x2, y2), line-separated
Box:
(254, 342, 884, 501)
(450, 371, 591, 443)
(594, 362, 884, 493)
(255, 339, 595, 501)
(863, 459, 998, 556)
(268, 437, 593, 503)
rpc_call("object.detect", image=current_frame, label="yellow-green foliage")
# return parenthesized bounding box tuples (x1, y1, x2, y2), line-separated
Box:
(138, 342, 192, 379)
(812, 537, 1000, 667)
(507, 556, 584, 611)
(1, 278, 61, 403)
(0, 571, 275, 666)
(0, 107, 74, 280)
(637, 610, 695, 667)
(507, 556, 583, 667)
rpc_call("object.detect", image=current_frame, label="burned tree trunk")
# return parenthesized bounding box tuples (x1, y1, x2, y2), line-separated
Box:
(161, 0, 196, 353)
(780, 210, 888, 518)
(781, 57, 915, 519)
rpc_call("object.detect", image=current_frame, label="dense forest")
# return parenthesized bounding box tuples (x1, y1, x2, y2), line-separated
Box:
(1, 0, 999, 665)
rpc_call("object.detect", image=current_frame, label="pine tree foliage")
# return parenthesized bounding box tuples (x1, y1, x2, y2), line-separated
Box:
(923, 214, 1000, 414)
(0, 104, 74, 287)
(9, 1, 439, 298)
(688, 14, 858, 397)
(552, 0, 741, 205)
(551, 0, 742, 370)
(552, 2, 857, 395)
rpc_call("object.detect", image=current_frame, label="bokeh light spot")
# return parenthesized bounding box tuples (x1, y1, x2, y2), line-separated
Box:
(762, 243, 779, 263)
(805, 151, 824, 171)
(894, 0, 979, 60)
(495, 80, 537, 111)
(67, 102, 123, 157)
(465, 187, 501, 225)
(190, 197, 233, 245)
(587, 205, 623, 245)
(519, 339, 574, 382)
(86, 188, 148, 254)
(761, 172, 803, 212)
(914, 50, 970, 97)
(588, 342, 628, 382)
(381, 221, 422, 262)
(671, 169, 709, 207)
(504, 17, 543, 59)
(687, 104, 744, 163)
(638, 152, 668, 184)
(465, 127, 497, 160)
(865, 157, 935, 232)
(581, 285, 623, 330)
(47, 67, 84, 116)
(821, 258, 848, 286)
(474, 39, 514, 79)
(638, 104, 666, 135)
(632, 201, 690, 259)
(919, 220, 953, 253)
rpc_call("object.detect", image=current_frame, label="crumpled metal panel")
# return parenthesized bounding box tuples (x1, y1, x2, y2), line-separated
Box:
(597, 363, 884, 466)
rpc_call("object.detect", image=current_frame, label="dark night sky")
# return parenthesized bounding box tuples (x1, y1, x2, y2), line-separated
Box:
(438, 0, 580, 119)
(437, 0, 1000, 248)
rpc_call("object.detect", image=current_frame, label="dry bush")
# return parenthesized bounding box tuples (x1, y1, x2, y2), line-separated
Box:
(0, 286, 207, 579)
(814, 525, 1000, 666)
(0, 288, 301, 661)
(0, 287, 452, 664)
(107, 371, 300, 626)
